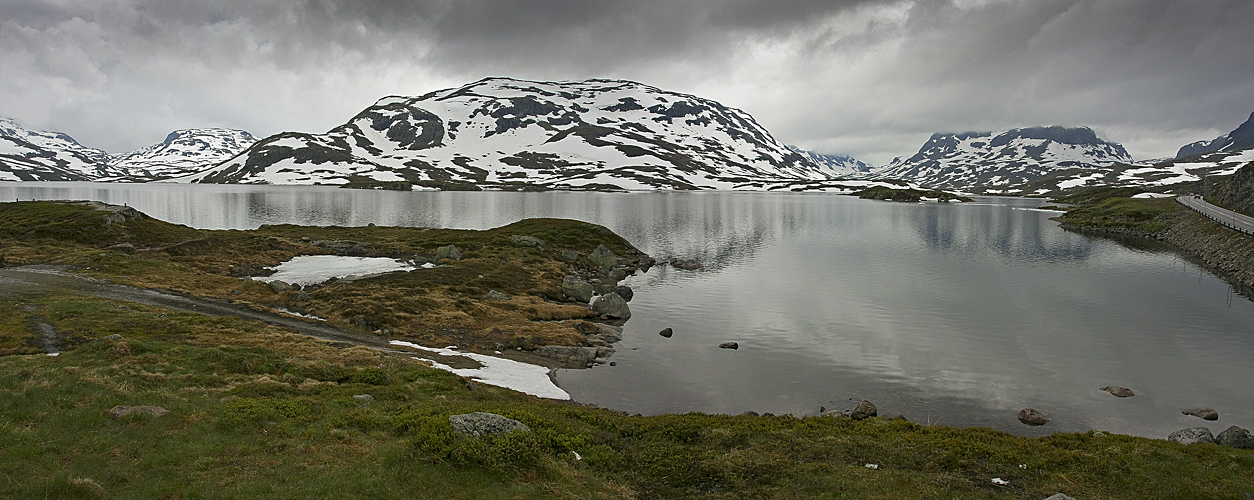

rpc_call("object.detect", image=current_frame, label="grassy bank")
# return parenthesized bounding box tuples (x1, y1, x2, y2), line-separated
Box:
(1052, 188, 1254, 290)
(3, 291, 1253, 499)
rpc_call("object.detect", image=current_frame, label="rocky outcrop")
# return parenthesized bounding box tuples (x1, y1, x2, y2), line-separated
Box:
(449, 412, 530, 437)
(535, 345, 599, 368)
(434, 244, 462, 261)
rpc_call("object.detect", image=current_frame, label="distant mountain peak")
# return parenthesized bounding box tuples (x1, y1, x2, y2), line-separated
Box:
(869, 125, 1131, 193)
(1175, 110, 1254, 159)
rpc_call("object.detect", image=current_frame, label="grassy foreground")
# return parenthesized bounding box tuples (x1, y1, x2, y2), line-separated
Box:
(3, 292, 1253, 500)
(3, 200, 1253, 498)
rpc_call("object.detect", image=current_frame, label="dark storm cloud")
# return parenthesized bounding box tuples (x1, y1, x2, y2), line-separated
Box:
(1, 0, 1252, 163)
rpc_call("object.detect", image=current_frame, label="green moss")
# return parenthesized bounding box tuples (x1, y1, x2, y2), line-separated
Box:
(1054, 197, 1184, 233)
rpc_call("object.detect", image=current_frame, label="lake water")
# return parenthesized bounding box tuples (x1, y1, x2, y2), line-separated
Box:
(4, 181, 1253, 438)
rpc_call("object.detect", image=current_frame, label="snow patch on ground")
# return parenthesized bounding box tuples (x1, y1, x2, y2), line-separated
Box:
(254, 255, 417, 286)
(389, 340, 570, 400)
(1131, 192, 1175, 198)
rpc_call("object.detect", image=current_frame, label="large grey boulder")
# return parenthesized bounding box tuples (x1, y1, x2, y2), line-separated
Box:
(596, 324, 623, 343)
(434, 245, 462, 261)
(268, 280, 292, 293)
(561, 276, 595, 303)
(449, 412, 530, 437)
(1168, 427, 1216, 445)
(850, 400, 878, 420)
(1018, 408, 1050, 426)
(588, 244, 617, 271)
(1215, 426, 1254, 449)
(1182, 407, 1219, 421)
(591, 292, 631, 319)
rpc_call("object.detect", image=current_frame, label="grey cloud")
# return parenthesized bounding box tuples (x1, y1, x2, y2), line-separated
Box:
(0, 0, 1251, 164)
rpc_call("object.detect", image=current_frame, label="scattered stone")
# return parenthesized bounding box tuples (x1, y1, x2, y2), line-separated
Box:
(484, 290, 511, 301)
(107, 405, 170, 419)
(595, 346, 615, 358)
(1168, 427, 1215, 445)
(588, 244, 618, 271)
(434, 244, 462, 261)
(1215, 426, 1254, 449)
(268, 280, 292, 293)
(824, 409, 851, 418)
(880, 412, 907, 421)
(740, 411, 760, 417)
(591, 292, 631, 319)
(102, 334, 122, 340)
(449, 412, 530, 437)
(850, 400, 878, 420)
(1100, 386, 1135, 397)
(1018, 408, 1050, 426)
(819, 406, 826, 413)
(560, 249, 580, 262)
(352, 394, 373, 407)
(659, 327, 673, 338)
(1182, 407, 1219, 421)
(561, 276, 595, 303)
(671, 258, 702, 270)
(509, 235, 543, 247)
(295, 291, 310, 301)
(719, 342, 739, 350)
(609, 361, 617, 366)
(1044, 494, 1078, 500)
(613, 285, 634, 302)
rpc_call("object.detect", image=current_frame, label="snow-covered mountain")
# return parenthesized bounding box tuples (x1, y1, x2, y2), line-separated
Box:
(868, 126, 1132, 194)
(181, 78, 841, 190)
(0, 119, 257, 183)
(788, 146, 872, 177)
(0, 118, 116, 181)
(107, 129, 257, 181)
(1176, 111, 1254, 159)
(1012, 112, 1254, 195)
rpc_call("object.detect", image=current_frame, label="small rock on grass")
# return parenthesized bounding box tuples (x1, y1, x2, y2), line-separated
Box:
(352, 394, 373, 407)
(449, 412, 530, 437)
(1168, 427, 1215, 445)
(1018, 408, 1050, 426)
(850, 400, 877, 420)
(107, 405, 170, 419)
(484, 290, 510, 301)
(1100, 386, 1135, 397)
(1182, 407, 1219, 420)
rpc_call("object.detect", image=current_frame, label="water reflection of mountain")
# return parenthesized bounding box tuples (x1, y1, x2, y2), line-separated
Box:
(905, 203, 1095, 263)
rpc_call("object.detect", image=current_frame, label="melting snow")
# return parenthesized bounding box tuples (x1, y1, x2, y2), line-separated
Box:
(254, 255, 418, 286)
(389, 340, 570, 400)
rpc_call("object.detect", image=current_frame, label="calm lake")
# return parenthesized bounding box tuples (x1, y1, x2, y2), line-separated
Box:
(4, 181, 1253, 438)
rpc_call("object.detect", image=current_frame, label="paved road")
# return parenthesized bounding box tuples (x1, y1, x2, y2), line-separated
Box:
(1177, 195, 1254, 236)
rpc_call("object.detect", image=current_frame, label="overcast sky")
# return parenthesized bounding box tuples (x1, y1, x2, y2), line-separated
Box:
(2, 0, 1252, 165)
